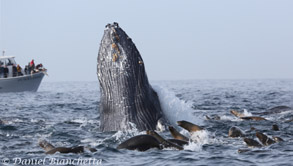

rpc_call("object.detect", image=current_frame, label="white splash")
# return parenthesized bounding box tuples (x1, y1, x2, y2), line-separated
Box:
(183, 130, 216, 152)
(221, 109, 253, 121)
(152, 85, 203, 126)
(190, 130, 211, 145)
(112, 122, 145, 143)
(220, 115, 239, 121)
(243, 109, 253, 116)
(183, 141, 203, 151)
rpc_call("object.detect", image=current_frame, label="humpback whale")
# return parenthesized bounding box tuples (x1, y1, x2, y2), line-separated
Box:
(97, 23, 168, 131)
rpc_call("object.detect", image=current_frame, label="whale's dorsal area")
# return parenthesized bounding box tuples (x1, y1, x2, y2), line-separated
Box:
(97, 23, 168, 132)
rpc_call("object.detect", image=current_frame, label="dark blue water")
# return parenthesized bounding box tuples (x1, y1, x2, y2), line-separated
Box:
(0, 80, 293, 166)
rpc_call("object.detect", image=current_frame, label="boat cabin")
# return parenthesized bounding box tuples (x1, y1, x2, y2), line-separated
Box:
(0, 56, 17, 66)
(0, 56, 19, 78)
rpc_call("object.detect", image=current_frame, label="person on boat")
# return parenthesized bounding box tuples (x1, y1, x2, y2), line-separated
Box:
(30, 59, 35, 72)
(17, 64, 23, 76)
(7, 59, 13, 66)
(24, 65, 28, 75)
(36, 63, 43, 71)
(27, 62, 32, 74)
(12, 64, 17, 77)
(0, 64, 4, 78)
(3, 66, 8, 78)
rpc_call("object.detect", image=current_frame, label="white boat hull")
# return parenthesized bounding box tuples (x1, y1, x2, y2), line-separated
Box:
(0, 72, 45, 93)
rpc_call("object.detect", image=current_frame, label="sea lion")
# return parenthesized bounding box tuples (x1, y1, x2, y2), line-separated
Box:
(146, 130, 183, 150)
(168, 126, 189, 141)
(230, 110, 245, 117)
(177, 120, 203, 133)
(230, 110, 267, 121)
(272, 124, 279, 131)
(167, 139, 189, 146)
(39, 140, 84, 154)
(117, 135, 161, 151)
(205, 115, 220, 120)
(228, 126, 245, 138)
(0, 119, 8, 125)
(272, 136, 284, 142)
(285, 118, 293, 123)
(250, 127, 256, 131)
(205, 115, 211, 120)
(255, 132, 275, 146)
(238, 149, 250, 153)
(262, 106, 292, 115)
(97, 22, 168, 131)
(243, 138, 262, 148)
(240, 116, 267, 121)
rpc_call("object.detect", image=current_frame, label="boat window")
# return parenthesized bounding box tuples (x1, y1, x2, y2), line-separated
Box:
(0, 58, 16, 66)
(8, 58, 16, 65)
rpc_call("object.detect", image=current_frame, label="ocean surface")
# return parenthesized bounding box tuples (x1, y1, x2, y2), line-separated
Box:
(0, 80, 293, 166)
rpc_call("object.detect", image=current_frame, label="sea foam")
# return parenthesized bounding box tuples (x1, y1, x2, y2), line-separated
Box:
(153, 85, 203, 126)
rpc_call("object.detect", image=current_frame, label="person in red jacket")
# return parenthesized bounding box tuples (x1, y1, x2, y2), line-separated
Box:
(30, 59, 35, 73)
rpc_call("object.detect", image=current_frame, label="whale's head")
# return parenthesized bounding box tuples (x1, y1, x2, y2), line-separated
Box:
(97, 23, 147, 83)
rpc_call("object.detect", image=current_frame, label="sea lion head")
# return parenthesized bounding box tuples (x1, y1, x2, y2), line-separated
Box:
(243, 138, 262, 148)
(228, 126, 245, 138)
(168, 125, 189, 141)
(272, 136, 284, 142)
(230, 110, 244, 117)
(38, 140, 55, 152)
(177, 120, 203, 132)
(256, 132, 275, 146)
(272, 124, 279, 131)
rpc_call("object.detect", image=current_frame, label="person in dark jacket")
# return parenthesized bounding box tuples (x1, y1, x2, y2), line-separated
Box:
(36, 63, 43, 70)
(4, 66, 9, 78)
(0, 64, 4, 78)
(27, 62, 31, 74)
(24, 65, 28, 75)
(12, 65, 17, 77)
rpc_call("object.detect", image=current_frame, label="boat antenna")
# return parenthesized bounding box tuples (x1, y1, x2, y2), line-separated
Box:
(0, 0, 3, 53)
(2, 50, 5, 56)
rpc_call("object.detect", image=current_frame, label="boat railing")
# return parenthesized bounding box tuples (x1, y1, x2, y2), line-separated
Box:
(0, 68, 47, 80)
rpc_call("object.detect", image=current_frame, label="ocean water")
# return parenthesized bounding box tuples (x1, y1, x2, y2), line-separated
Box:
(0, 79, 293, 166)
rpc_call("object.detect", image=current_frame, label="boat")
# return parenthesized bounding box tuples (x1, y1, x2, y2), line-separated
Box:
(0, 52, 47, 92)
